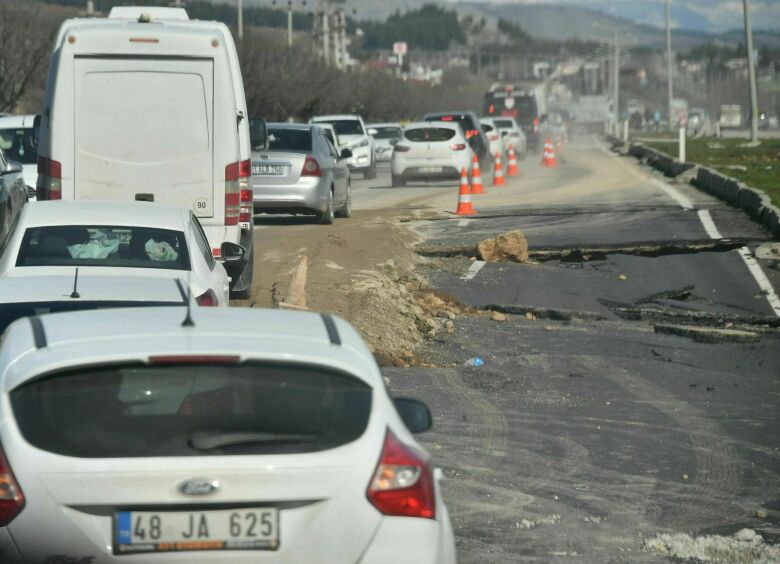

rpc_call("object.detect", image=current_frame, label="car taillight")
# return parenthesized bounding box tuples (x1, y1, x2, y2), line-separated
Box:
(224, 161, 242, 226)
(489, 134, 499, 141)
(488, 104, 495, 114)
(238, 160, 253, 227)
(301, 155, 321, 177)
(393, 145, 411, 152)
(36, 156, 62, 200)
(196, 289, 218, 307)
(450, 143, 467, 151)
(533, 118, 539, 133)
(366, 429, 435, 519)
(0, 442, 24, 526)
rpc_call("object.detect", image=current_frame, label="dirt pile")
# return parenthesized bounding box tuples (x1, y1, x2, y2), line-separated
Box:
(477, 229, 529, 262)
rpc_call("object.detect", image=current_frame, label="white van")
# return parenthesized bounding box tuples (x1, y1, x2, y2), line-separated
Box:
(35, 6, 256, 297)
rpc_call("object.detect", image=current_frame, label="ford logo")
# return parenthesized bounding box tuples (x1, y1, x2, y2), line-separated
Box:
(178, 478, 220, 496)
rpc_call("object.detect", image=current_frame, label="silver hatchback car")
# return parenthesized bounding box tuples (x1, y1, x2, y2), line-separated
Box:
(252, 124, 352, 225)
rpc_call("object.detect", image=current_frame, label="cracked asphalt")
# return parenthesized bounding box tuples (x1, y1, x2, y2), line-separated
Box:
(347, 136, 780, 562)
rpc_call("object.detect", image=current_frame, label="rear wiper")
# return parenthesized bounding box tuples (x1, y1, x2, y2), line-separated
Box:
(189, 430, 316, 451)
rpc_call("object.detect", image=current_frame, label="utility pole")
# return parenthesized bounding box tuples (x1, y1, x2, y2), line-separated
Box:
(333, 11, 341, 69)
(340, 9, 348, 69)
(287, 0, 293, 48)
(322, 9, 330, 65)
(237, 0, 243, 41)
(665, 0, 674, 130)
(743, 0, 759, 143)
(613, 32, 620, 136)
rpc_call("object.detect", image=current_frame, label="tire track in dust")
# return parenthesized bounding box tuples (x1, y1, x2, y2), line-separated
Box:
(582, 355, 744, 527)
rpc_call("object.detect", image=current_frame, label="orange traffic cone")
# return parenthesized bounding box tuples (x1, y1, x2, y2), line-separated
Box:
(454, 168, 477, 215)
(507, 145, 519, 177)
(542, 138, 558, 168)
(470, 153, 486, 194)
(492, 152, 505, 186)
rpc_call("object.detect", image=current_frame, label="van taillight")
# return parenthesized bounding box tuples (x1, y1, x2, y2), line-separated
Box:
(533, 118, 540, 133)
(239, 160, 253, 227)
(0, 442, 24, 526)
(224, 161, 241, 226)
(301, 155, 321, 177)
(36, 156, 62, 200)
(196, 289, 218, 307)
(366, 429, 435, 519)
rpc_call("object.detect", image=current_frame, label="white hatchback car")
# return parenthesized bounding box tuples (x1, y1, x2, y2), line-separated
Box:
(0, 307, 456, 563)
(391, 122, 473, 187)
(0, 201, 245, 307)
(490, 116, 527, 156)
(310, 114, 376, 179)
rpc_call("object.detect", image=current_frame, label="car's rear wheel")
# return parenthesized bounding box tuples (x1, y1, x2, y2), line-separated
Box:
(335, 182, 352, 218)
(391, 173, 405, 187)
(318, 188, 335, 225)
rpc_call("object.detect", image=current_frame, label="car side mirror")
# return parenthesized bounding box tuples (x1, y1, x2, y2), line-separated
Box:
(367, 128, 378, 136)
(501, 131, 508, 137)
(32, 114, 41, 149)
(249, 117, 269, 151)
(393, 398, 432, 434)
(220, 242, 247, 279)
(4, 160, 23, 175)
(340, 148, 353, 159)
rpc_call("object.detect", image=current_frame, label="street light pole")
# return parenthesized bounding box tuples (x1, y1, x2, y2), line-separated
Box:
(743, 0, 759, 143)
(613, 32, 620, 136)
(665, 0, 673, 130)
(237, 0, 243, 41)
(287, 1, 293, 48)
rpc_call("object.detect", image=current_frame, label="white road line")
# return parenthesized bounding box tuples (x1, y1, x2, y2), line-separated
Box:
(457, 218, 472, 227)
(462, 260, 486, 281)
(697, 210, 724, 239)
(736, 248, 780, 317)
(650, 178, 694, 210)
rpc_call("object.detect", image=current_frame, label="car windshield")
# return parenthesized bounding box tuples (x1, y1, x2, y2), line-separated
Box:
(15, 226, 190, 270)
(0, 127, 37, 165)
(0, 301, 182, 335)
(371, 127, 402, 140)
(404, 128, 456, 142)
(12, 362, 372, 457)
(319, 120, 364, 136)
(267, 128, 312, 152)
(494, 119, 514, 129)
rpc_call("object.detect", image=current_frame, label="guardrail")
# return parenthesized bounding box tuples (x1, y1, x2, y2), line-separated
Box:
(611, 138, 779, 240)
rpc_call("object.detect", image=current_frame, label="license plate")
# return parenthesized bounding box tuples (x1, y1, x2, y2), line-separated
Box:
(252, 164, 285, 176)
(114, 508, 279, 554)
(419, 166, 443, 173)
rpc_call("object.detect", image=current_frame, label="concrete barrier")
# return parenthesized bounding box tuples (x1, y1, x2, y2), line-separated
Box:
(624, 140, 780, 241)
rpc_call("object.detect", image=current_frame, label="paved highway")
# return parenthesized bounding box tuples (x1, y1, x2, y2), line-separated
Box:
(252, 135, 780, 562)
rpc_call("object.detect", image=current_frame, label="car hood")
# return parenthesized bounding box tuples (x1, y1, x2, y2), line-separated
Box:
(340, 134, 369, 147)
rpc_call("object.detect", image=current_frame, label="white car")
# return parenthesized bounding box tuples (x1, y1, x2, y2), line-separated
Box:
(367, 123, 403, 163)
(0, 274, 189, 334)
(479, 118, 503, 159)
(490, 116, 527, 155)
(391, 122, 473, 187)
(0, 201, 244, 307)
(310, 114, 376, 179)
(0, 306, 456, 563)
(0, 114, 37, 201)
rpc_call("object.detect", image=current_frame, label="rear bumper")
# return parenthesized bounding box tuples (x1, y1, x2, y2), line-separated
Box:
(359, 515, 455, 564)
(253, 177, 329, 214)
(374, 147, 393, 162)
(397, 166, 461, 181)
(346, 146, 373, 170)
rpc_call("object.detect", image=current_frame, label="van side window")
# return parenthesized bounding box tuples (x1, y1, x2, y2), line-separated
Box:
(190, 214, 215, 270)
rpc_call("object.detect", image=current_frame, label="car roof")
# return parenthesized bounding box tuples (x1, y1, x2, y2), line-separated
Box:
(0, 274, 186, 304)
(311, 115, 362, 121)
(404, 121, 460, 131)
(0, 307, 379, 392)
(16, 201, 190, 229)
(367, 123, 402, 128)
(0, 115, 36, 128)
(268, 123, 314, 131)
(424, 111, 476, 118)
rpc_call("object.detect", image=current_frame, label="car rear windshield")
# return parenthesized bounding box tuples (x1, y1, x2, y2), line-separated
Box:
(494, 119, 514, 129)
(482, 123, 495, 132)
(12, 362, 372, 457)
(267, 128, 312, 152)
(0, 301, 182, 335)
(404, 128, 456, 142)
(372, 127, 402, 140)
(320, 120, 364, 136)
(0, 128, 37, 165)
(16, 226, 190, 270)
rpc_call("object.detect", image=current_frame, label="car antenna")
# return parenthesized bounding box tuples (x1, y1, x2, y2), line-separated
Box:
(181, 272, 195, 327)
(70, 268, 80, 299)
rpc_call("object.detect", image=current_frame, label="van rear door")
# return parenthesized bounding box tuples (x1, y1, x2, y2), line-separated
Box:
(73, 58, 215, 218)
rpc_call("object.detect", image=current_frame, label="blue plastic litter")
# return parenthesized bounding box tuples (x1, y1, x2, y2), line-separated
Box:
(464, 357, 484, 367)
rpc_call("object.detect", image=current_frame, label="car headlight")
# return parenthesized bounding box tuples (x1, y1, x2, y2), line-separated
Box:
(353, 139, 369, 149)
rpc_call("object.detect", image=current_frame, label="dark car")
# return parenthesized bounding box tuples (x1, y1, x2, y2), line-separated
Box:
(423, 111, 493, 170)
(0, 147, 27, 249)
